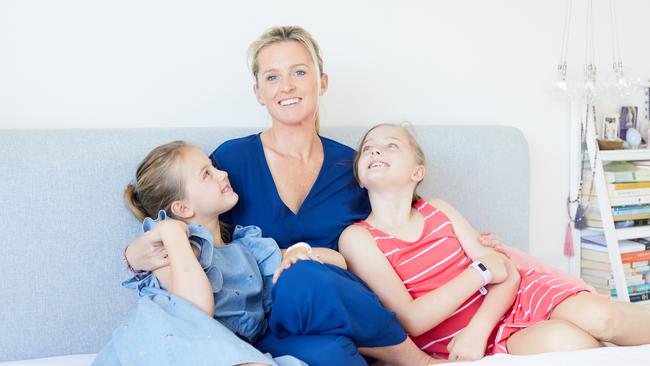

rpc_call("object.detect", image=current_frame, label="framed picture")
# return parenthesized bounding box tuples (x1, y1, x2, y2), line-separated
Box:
(603, 115, 619, 141)
(619, 106, 638, 140)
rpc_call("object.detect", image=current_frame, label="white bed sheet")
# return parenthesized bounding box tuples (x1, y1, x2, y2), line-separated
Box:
(1, 345, 649, 366)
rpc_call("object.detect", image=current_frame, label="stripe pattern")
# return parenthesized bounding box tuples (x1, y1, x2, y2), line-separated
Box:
(355, 199, 589, 359)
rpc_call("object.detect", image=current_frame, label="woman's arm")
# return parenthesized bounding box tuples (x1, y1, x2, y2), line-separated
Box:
(272, 246, 346, 283)
(339, 224, 505, 336)
(149, 220, 214, 316)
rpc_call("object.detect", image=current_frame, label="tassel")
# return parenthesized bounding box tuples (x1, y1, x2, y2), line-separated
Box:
(564, 222, 574, 257)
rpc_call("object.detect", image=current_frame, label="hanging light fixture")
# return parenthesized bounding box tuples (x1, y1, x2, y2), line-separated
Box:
(606, 0, 640, 98)
(554, 0, 640, 101)
(554, 0, 573, 96)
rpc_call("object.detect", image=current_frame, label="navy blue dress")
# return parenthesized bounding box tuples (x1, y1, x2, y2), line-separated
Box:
(211, 134, 407, 366)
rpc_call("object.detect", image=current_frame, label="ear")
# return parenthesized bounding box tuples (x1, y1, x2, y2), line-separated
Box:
(170, 199, 195, 219)
(319, 73, 328, 95)
(412, 165, 426, 183)
(253, 83, 265, 106)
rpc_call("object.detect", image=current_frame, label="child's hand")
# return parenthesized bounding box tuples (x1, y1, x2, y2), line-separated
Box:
(447, 325, 488, 361)
(272, 244, 323, 284)
(477, 231, 510, 258)
(478, 252, 508, 284)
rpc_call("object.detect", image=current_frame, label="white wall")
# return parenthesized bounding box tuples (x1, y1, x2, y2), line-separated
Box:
(2, 0, 649, 271)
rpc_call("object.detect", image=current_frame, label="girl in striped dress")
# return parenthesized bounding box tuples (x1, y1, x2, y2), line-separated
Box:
(339, 123, 650, 361)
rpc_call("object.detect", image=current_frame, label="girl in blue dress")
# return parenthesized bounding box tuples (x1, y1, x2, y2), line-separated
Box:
(94, 141, 317, 366)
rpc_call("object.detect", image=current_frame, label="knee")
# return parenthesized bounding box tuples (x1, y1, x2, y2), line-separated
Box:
(581, 301, 619, 342)
(545, 320, 601, 351)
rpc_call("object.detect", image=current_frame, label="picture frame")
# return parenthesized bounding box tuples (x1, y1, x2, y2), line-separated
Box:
(603, 115, 619, 141)
(619, 106, 638, 140)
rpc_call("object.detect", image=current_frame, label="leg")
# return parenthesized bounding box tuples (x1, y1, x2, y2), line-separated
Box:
(256, 330, 368, 366)
(270, 261, 433, 365)
(507, 319, 601, 355)
(550, 292, 650, 345)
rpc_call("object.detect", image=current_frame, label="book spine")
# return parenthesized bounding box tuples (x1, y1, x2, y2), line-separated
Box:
(629, 292, 650, 302)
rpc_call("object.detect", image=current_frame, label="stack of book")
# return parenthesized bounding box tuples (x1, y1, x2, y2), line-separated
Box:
(581, 234, 650, 302)
(584, 162, 650, 228)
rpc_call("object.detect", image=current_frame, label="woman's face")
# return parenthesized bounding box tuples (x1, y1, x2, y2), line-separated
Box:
(254, 40, 328, 128)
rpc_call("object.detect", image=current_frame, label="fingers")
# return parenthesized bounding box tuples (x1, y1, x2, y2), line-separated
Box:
(149, 247, 169, 270)
(273, 252, 324, 284)
(447, 338, 457, 361)
(308, 253, 324, 264)
(272, 267, 283, 284)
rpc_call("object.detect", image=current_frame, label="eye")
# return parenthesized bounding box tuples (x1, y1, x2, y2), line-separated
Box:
(203, 170, 210, 179)
(266, 74, 278, 82)
(387, 142, 399, 149)
(361, 145, 371, 152)
(294, 69, 306, 77)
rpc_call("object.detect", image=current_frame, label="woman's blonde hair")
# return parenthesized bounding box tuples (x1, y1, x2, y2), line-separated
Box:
(248, 25, 325, 132)
(353, 123, 427, 205)
(125, 141, 230, 242)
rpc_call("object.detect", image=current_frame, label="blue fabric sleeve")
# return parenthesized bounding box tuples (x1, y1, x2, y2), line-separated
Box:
(232, 225, 282, 313)
(123, 210, 216, 297)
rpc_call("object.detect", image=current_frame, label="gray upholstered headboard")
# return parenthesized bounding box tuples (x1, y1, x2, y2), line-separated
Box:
(0, 125, 528, 361)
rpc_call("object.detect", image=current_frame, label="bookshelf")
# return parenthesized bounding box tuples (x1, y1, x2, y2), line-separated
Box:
(571, 104, 650, 306)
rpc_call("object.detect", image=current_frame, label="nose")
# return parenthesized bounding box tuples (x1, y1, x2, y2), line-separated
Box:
(215, 168, 228, 180)
(280, 77, 295, 92)
(370, 147, 381, 156)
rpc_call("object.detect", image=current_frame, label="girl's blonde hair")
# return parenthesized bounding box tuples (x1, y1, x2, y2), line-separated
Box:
(353, 123, 427, 205)
(125, 141, 230, 242)
(248, 25, 324, 132)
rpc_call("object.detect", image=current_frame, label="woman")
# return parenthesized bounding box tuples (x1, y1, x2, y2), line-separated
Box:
(126, 26, 436, 366)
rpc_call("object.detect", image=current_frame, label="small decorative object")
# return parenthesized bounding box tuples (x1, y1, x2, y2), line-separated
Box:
(597, 138, 624, 150)
(573, 205, 587, 230)
(619, 106, 638, 140)
(625, 127, 642, 148)
(603, 115, 619, 140)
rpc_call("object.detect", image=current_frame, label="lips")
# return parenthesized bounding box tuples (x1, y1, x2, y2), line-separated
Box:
(278, 97, 301, 106)
(221, 184, 232, 194)
(368, 160, 389, 169)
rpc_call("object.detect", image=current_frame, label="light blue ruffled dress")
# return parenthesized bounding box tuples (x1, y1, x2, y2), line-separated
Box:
(92, 211, 306, 366)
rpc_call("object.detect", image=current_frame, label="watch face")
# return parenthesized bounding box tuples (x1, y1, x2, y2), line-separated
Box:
(478, 263, 487, 271)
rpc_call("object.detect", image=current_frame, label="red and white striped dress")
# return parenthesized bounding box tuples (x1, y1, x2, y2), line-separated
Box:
(355, 199, 589, 358)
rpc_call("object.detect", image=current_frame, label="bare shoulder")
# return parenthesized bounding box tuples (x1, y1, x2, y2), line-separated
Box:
(427, 197, 456, 215)
(339, 224, 375, 254)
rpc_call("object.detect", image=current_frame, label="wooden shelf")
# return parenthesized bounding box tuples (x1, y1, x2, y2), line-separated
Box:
(600, 149, 650, 162)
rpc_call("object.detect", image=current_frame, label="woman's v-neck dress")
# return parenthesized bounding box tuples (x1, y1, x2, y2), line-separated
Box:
(211, 133, 370, 250)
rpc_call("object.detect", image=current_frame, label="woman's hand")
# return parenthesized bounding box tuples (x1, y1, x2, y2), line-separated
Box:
(272, 244, 323, 284)
(447, 324, 489, 361)
(124, 219, 188, 272)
